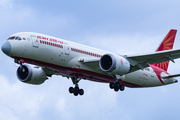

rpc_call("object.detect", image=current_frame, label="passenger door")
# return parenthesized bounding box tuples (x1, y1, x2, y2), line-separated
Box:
(64, 43, 70, 55)
(31, 35, 39, 48)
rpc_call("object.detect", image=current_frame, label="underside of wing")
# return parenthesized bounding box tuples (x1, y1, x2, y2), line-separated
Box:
(42, 67, 57, 76)
(79, 57, 100, 70)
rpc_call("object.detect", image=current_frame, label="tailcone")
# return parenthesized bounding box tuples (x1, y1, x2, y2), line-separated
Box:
(174, 79, 178, 83)
(163, 78, 178, 85)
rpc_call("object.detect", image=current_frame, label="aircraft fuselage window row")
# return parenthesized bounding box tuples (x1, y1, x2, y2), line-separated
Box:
(7, 36, 101, 58)
(71, 47, 102, 58)
(40, 40, 63, 49)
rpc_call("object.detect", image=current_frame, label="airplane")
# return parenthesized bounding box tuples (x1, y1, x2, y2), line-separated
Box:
(1, 29, 180, 96)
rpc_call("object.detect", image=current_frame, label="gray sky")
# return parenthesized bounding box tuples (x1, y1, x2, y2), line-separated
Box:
(1, 0, 180, 120)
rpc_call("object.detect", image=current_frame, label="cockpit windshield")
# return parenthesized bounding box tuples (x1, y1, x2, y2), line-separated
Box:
(7, 36, 22, 40)
(15, 37, 22, 40)
(8, 36, 16, 40)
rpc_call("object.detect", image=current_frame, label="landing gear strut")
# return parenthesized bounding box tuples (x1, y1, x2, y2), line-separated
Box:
(109, 76, 125, 92)
(69, 77, 84, 96)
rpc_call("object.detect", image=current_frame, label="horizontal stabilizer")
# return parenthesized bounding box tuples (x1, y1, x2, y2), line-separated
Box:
(162, 73, 180, 79)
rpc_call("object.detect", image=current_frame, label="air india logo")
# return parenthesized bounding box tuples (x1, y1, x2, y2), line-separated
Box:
(161, 35, 175, 50)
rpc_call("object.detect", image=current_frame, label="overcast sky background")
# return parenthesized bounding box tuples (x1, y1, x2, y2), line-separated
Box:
(1, 0, 180, 120)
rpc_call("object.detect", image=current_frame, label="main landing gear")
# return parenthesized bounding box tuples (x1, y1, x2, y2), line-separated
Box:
(69, 77, 84, 96)
(109, 76, 125, 92)
(109, 82, 125, 91)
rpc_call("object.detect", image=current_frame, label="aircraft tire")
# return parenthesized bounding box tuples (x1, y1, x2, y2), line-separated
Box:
(79, 89, 84, 95)
(73, 87, 79, 96)
(69, 87, 74, 94)
(109, 82, 114, 89)
(115, 82, 120, 88)
(120, 85, 125, 91)
(114, 82, 120, 92)
(114, 87, 119, 92)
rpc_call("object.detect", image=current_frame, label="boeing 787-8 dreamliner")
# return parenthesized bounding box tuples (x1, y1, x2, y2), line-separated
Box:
(1, 29, 180, 96)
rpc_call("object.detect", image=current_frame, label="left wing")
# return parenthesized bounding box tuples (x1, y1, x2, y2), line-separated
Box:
(79, 57, 100, 69)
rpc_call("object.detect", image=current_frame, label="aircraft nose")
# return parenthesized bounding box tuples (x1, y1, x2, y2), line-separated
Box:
(1, 41, 11, 54)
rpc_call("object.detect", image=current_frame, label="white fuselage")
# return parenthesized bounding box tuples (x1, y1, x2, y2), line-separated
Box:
(4, 32, 177, 87)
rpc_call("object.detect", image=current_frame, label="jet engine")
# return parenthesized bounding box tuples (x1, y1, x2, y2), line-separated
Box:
(99, 54, 130, 75)
(17, 64, 48, 85)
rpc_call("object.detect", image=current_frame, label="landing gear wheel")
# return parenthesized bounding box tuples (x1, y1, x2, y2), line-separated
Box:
(120, 85, 125, 91)
(79, 89, 84, 95)
(115, 82, 120, 88)
(110, 81, 125, 92)
(73, 87, 79, 96)
(114, 87, 119, 91)
(69, 87, 74, 93)
(109, 82, 114, 89)
(113, 82, 119, 91)
(69, 77, 85, 96)
(113, 82, 120, 91)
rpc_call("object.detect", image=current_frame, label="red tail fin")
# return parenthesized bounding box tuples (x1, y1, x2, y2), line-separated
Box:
(153, 29, 177, 71)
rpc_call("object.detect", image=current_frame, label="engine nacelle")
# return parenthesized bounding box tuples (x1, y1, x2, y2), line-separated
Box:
(17, 64, 48, 85)
(99, 53, 130, 75)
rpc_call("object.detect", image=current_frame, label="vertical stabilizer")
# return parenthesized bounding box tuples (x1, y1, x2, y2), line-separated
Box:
(153, 29, 177, 71)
